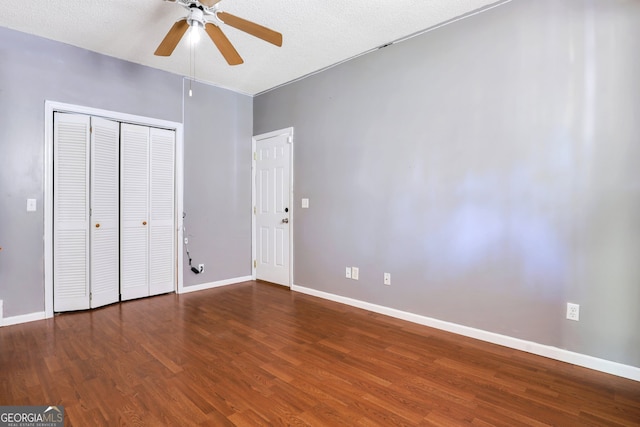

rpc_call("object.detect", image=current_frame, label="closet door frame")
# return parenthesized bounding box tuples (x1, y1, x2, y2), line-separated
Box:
(44, 101, 184, 318)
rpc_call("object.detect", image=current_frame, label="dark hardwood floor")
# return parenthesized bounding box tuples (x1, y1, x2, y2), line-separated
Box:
(1, 281, 638, 426)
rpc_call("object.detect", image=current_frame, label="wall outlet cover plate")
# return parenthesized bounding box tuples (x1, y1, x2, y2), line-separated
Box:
(566, 302, 580, 321)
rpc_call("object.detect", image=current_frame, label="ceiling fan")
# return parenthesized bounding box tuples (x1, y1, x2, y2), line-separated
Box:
(155, 0, 283, 65)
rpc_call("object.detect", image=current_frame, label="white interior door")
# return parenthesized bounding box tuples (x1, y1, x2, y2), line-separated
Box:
(90, 117, 120, 308)
(254, 130, 292, 286)
(53, 113, 91, 311)
(120, 123, 150, 301)
(149, 127, 176, 296)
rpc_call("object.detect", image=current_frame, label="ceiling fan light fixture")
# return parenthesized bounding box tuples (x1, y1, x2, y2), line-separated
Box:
(189, 23, 201, 44)
(186, 7, 205, 45)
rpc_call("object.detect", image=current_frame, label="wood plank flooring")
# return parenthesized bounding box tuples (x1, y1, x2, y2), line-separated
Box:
(1, 281, 638, 426)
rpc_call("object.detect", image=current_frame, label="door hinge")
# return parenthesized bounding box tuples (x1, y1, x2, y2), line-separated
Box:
(287, 136, 293, 144)
(253, 260, 257, 268)
(253, 152, 257, 161)
(89, 292, 92, 301)
(253, 206, 256, 215)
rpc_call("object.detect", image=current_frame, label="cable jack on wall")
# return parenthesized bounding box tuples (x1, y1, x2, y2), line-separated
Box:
(183, 212, 203, 274)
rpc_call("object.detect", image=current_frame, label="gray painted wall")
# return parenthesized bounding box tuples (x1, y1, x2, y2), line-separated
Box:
(0, 27, 252, 316)
(254, 0, 640, 367)
(183, 80, 252, 286)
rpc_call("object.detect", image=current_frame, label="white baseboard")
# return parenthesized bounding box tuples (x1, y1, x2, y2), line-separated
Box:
(1, 311, 46, 328)
(291, 284, 640, 382)
(0, 299, 3, 326)
(179, 276, 253, 294)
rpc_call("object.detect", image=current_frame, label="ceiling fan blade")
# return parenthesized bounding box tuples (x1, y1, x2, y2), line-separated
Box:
(205, 23, 244, 65)
(217, 12, 283, 47)
(199, 0, 222, 7)
(154, 19, 189, 56)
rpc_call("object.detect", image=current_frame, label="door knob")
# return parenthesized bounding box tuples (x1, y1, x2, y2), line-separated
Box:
(282, 218, 289, 224)
(95, 223, 100, 228)
(143, 221, 147, 226)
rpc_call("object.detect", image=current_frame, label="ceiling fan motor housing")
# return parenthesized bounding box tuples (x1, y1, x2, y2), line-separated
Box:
(187, 5, 205, 28)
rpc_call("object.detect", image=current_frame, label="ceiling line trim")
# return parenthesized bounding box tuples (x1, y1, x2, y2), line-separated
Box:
(254, 0, 513, 97)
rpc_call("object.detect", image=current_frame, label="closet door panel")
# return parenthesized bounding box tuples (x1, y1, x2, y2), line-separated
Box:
(90, 117, 120, 308)
(121, 228, 149, 300)
(54, 113, 91, 312)
(120, 123, 150, 300)
(149, 128, 176, 295)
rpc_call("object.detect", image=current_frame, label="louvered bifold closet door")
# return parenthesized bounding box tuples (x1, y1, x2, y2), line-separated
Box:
(120, 123, 150, 301)
(149, 127, 176, 296)
(90, 117, 120, 308)
(54, 113, 91, 311)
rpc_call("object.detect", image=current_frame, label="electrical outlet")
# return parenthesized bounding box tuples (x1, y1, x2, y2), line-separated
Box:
(198, 264, 204, 273)
(351, 267, 359, 280)
(383, 273, 391, 286)
(345, 267, 352, 279)
(566, 303, 580, 321)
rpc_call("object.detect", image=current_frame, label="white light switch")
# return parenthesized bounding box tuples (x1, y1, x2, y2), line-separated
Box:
(27, 199, 37, 212)
(301, 198, 309, 208)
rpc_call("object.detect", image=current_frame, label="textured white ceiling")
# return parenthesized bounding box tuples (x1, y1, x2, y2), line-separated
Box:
(0, 0, 506, 95)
